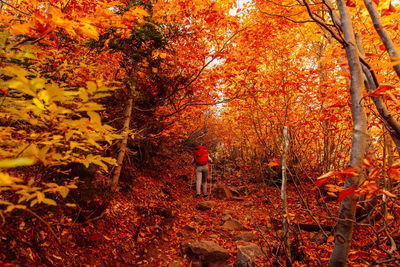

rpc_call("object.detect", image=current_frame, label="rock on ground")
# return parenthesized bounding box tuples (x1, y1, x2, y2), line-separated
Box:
(181, 240, 230, 264)
(222, 219, 244, 231)
(213, 184, 233, 200)
(232, 232, 258, 242)
(234, 244, 265, 267)
(195, 201, 216, 211)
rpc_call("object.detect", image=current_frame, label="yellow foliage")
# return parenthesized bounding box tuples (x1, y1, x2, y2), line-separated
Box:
(0, 34, 120, 213)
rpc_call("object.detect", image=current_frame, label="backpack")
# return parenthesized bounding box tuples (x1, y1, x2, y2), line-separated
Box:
(194, 146, 208, 165)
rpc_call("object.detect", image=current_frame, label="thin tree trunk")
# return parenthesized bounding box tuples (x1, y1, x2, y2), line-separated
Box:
(362, 0, 400, 153)
(281, 126, 291, 266)
(364, 0, 400, 77)
(111, 86, 133, 190)
(329, 1, 368, 266)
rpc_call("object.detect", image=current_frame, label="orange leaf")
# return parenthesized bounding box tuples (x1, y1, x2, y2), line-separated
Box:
(315, 171, 336, 187)
(268, 158, 279, 166)
(338, 186, 355, 202)
(381, 189, 397, 198)
(341, 168, 359, 176)
(369, 84, 395, 97)
(388, 162, 400, 178)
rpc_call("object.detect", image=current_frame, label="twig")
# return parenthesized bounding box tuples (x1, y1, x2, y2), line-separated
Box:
(254, 220, 274, 266)
(0, 0, 30, 15)
(256, 1, 314, 23)
(375, 257, 400, 264)
(24, 208, 62, 247)
(0, 211, 5, 227)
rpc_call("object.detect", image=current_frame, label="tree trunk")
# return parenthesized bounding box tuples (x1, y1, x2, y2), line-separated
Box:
(328, 1, 368, 266)
(362, 0, 400, 154)
(111, 84, 134, 191)
(281, 126, 291, 266)
(364, 0, 400, 77)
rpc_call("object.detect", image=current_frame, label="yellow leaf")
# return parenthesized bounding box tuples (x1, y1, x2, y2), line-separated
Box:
(37, 191, 45, 203)
(31, 78, 46, 91)
(0, 173, 14, 186)
(88, 111, 101, 125)
(66, 203, 76, 207)
(37, 90, 49, 104)
(43, 198, 57, 206)
(30, 199, 38, 207)
(33, 98, 45, 110)
(79, 87, 88, 102)
(76, 22, 99, 40)
(132, 7, 150, 17)
(28, 178, 34, 186)
(0, 157, 34, 168)
(0, 200, 13, 206)
(59, 186, 69, 198)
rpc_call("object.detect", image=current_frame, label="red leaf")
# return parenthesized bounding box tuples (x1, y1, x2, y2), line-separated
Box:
(373, 0, 379, 6)
(89, 233, 102, 241)
(338, 186, 355, 202)
(388, 162, 400, 178)
(315, 177, 329, 187)
(369, 84, 395, 97)
(382, 2, 396, 16)
(315, 171, 336, 187)
(346, 0, 356, 7)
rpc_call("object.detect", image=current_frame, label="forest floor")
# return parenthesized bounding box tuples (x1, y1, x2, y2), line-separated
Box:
(1, 165, 398, 266)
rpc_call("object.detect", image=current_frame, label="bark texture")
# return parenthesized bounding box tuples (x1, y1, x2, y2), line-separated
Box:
(363, 0, 400, 153)
(111, 86, 133, 190)
(328, 1, 368, 266)
(281, 126, 291, 266)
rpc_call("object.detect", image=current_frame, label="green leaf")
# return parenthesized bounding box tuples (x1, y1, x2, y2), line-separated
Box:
(0, 158, 34, 168)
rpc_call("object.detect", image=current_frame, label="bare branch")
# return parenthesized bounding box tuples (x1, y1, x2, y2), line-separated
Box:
(256, 1, 315, 23)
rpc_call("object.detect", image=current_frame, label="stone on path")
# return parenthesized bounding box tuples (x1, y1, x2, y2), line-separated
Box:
(234, 244, 265, 267)
(222, 219, 244, 231)
(184, 224, 196, 232)
(244, 201, 254, 207)
(192, 215, 204, 223)
(213, 184, 233, 200)
(181, 240, 230, 264)
(168, 261, 181, 267)
(222, 210, 233, 216)
(232, 232, 258, 242)
(221, 214, 232, 222)
(195, 201, 216, 211)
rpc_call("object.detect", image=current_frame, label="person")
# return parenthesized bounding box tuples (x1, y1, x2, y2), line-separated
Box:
(192, 145, 212, 198)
